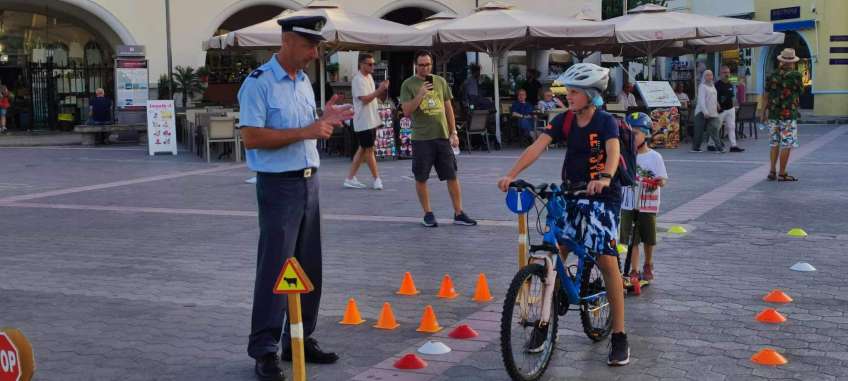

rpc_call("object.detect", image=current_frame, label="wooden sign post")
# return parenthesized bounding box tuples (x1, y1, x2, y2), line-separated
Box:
(272, 258, 314, 381)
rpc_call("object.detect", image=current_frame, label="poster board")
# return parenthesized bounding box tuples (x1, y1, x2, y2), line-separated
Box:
(115, 59, 149, 110)
(146, 100, 178, 156)
(635, 81, 681, 108)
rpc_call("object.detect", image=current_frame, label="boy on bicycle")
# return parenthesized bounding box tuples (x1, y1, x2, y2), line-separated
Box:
(497, 63, 630, 366)
(620, 112, 668, 283)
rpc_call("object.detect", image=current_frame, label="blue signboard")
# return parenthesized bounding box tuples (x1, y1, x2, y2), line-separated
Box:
(830, 59, 848, 65)
(771, 6, 800, 21)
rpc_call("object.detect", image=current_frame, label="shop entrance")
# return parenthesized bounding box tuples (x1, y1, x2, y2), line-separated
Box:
(0, 5, 117, 130)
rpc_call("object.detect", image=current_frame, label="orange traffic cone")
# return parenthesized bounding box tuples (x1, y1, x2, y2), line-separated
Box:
(437, 274, 459, 299)
(763, 289, 793, 304)
(416, 305, 443, 333)
(472, 273, 493, 302)
(751, 348, 788, 365)
(374, 302, 400, 330)
(339, 298, 366, 325)
(755, 308, 787, 324)
(397, 272, 420, 296)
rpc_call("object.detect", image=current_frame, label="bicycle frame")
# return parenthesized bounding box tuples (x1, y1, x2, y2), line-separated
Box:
(513, 183, 607, 326)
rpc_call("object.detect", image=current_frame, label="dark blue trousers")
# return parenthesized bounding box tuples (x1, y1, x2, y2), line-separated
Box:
(247, 173, 322, 359)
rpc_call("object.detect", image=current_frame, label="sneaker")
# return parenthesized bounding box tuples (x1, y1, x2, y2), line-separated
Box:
(715, 148, 727, 154)
(372, 177, 383, 190)
(689, 148, 703, 153)
(422, 212, 438, 227)
(244, 177, 257, 184)
(453, 211, 478, 226)
(642, 264, 654, 281)
(343, 177, 367, 189)
(729, 146, 745, 152)
(707, 146, 716, 152)
(525, 322, 549, 353)
(607, 332, 630, 366)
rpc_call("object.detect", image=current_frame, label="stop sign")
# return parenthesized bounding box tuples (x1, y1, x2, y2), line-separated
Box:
(0, 332, 20, 381)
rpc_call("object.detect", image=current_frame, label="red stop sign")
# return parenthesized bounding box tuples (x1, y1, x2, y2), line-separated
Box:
(0, 332, 20, 381)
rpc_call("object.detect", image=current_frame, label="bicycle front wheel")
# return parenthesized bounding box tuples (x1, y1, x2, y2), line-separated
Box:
(579, 259, 612, 342)
(500, 263, 558, 381)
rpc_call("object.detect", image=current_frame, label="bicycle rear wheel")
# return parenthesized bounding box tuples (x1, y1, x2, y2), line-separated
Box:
(500, 263, 558, 381)
(579, 260, 612, 342)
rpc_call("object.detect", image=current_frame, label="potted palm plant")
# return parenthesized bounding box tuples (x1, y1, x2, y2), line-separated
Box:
(171, 66, 206, 110)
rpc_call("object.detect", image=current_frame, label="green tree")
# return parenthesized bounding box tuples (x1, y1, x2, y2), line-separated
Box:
(171, 66, 206, 110)
(602, 0, 668, 20)
(157, 74, 174, 100)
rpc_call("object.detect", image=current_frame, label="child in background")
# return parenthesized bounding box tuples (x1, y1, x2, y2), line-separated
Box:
(619, 112, 668, 282)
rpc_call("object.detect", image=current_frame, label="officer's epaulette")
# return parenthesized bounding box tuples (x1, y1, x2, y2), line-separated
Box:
(249, 69, 264, 78)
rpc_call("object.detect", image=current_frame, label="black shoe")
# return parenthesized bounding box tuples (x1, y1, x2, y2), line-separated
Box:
(689, 148, 703, 153)
(607, 332, 630, 366)
(422, 212, 438, 227)
(281, 337, 339, 364)
(525, 321, 549, 353)
(255, 353, 285, 381)
(453, 211, 477, 226)
(729, 146, 745, 152)
(707, 146, 717, 152)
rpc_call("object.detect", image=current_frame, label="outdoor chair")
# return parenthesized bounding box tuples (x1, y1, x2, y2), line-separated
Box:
(736, 102, 758, 139)
(201, 117, 240, 162)
(464, 109, 491, 153)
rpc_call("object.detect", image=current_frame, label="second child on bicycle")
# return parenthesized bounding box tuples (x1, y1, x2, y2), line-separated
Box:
(497, 63, 630, 366)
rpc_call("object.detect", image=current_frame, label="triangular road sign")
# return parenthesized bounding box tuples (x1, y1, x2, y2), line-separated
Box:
(273, 258, 314, 294)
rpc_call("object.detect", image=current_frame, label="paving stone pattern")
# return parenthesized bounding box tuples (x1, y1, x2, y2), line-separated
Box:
(1, 125, 847, 380)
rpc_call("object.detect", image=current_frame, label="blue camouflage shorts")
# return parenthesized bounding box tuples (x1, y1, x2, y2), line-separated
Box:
(560, 198, 620, 256)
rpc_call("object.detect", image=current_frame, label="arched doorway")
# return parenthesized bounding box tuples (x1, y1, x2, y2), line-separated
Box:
(204, 5, 290, 106)
(0, 1, 128, 130)
(379, 7, 437, 99)
(764, 31, 814, 109)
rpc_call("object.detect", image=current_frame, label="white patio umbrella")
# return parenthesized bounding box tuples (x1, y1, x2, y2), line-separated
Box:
(203, 1, 432, 106)
(434, 1, 614, 144)
(600, 3, 774, 80)
(411, 11, 461, 68)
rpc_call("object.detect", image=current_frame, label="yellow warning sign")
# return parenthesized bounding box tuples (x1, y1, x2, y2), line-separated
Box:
(273, 258, 314, 294)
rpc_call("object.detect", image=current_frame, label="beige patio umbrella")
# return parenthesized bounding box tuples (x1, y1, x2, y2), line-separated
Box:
(203, 1, 432, 106)
(433, 1, 614, 144)
(598, 3, 774, 80)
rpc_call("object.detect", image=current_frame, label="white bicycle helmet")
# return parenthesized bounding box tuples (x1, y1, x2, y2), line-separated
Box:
(557, 63, 610, 92)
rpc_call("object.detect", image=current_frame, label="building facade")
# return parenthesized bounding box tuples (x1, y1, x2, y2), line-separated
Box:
(669, 0, 848, 116)
(0, 0, 599, 129)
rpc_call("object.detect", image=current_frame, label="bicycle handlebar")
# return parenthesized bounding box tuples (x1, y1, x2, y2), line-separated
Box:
(509, 180, 588, 197)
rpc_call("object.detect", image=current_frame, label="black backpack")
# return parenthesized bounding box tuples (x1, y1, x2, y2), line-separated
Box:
(559, 110, 638, 187)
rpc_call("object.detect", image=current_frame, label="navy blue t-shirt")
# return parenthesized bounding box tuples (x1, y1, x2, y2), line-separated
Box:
(90, 96, 112, 123)
(543, 110, 620, 201)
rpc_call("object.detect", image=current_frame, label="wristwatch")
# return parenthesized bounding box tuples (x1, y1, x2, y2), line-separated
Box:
(598, 173, 612, 180)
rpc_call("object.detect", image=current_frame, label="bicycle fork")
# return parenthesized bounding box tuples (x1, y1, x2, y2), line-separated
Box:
(528, 254, 557, 327)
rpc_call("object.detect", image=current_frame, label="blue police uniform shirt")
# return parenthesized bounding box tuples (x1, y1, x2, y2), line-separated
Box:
(237, 54, 320, 173)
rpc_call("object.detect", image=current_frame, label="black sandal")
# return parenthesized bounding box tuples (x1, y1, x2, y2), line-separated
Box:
(767, 171, 777, 181)
(778, 174, 799, 182)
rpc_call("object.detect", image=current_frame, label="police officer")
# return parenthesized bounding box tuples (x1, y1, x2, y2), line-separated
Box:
(238, 16, 353, 381)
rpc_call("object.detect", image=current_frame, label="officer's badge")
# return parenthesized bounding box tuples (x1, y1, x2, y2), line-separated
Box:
(250, 69, 264, 78)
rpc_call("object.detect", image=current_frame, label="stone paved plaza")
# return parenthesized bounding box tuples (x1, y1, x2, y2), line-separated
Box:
(2, 124, 848, 380)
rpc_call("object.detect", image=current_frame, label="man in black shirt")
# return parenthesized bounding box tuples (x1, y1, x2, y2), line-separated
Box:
(524, 69, 542, 106)
(89, 88, 112, 125)
(715, 66, 744, 152)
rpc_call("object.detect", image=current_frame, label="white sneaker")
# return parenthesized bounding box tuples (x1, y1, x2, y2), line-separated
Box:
(344, 177, 367, 189)
(372, 178, 383, 190)
(244, 177, 257, 184)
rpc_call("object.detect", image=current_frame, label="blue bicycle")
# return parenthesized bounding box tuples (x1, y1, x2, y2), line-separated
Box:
(500, 180, 612, 381)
